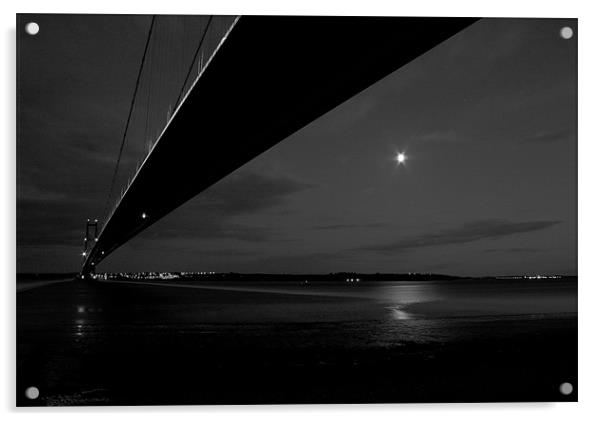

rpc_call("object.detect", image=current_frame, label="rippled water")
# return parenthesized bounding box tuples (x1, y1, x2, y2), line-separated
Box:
(133, 278, 577, 317)
(100, 278, 576, 345)
(18, 277, 578, 405)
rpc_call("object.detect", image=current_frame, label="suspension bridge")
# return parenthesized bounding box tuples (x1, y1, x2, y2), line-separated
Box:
(81, 15, 478, 275)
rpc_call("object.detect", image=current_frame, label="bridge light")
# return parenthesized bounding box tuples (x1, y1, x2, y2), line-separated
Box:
(141, 212, 147, 219)
(82, 252, 86, 257)
(95, 219, 98, 222)
(101, 251, 105, 255)
(95, 238, 98, 242)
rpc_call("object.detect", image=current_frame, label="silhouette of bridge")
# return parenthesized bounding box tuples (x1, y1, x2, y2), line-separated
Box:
(81, 15, 478, 275)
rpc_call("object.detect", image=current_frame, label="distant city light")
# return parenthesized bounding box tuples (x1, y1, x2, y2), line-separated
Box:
(396, 152, 406, 164)
(141, 212, 147, 219)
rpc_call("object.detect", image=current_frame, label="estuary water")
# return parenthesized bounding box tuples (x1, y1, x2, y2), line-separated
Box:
(17, 277, 577, 405)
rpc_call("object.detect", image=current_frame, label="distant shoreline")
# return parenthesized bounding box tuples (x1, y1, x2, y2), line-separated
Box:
(16, 272, 577, 283)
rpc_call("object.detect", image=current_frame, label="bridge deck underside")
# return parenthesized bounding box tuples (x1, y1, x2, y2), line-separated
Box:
(83, 16, 478, 272)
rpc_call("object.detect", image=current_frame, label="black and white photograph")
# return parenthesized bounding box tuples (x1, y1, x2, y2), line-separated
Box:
(15, 13, 577, 407)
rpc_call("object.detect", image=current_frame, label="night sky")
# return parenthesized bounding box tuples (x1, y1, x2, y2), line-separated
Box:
(17, 16, 577, 276)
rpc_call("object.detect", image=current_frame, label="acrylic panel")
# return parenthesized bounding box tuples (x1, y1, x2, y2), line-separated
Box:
(16, 14, 577, 406)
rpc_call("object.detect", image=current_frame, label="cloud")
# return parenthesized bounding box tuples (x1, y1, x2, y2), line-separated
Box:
(192, 171, 315, 217)
(313, 222, 387, 230)
(523, 128, 574, 143)
(483, 247, 543, 254)
(412, 127, 574, 146)
(356, 219, 561, 254)
(18, 184, 68, 203)
(141, 222, 274, 244)
(136, 170, 315, 244)
(237, 251, 348, 274)
(414, 129, 463, 143)
(17, 198, 99, 248)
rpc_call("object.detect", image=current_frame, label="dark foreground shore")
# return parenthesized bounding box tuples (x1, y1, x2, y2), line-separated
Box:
(17, 279, 577, 405)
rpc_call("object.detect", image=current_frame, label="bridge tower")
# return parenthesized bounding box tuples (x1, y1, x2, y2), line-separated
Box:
(81, 219, 99, 279)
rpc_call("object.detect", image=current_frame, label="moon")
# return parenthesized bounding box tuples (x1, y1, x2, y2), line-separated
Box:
(396, 152, 406, 164)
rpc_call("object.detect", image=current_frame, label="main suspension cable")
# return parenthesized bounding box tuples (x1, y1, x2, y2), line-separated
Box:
(102, 15, 156, 221)
(172, 16, 213, 110)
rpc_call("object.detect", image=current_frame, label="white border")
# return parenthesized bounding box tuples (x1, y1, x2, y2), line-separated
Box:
(3, 1, 601, 420)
